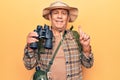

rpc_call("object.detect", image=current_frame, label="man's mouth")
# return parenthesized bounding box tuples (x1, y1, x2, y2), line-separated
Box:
(56, 20, 63, 23)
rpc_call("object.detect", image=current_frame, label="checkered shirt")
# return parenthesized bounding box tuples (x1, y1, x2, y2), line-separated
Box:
(23, 30, 94, 80)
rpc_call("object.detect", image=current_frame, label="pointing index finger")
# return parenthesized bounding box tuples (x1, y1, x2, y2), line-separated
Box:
(78, 25, 83, 36)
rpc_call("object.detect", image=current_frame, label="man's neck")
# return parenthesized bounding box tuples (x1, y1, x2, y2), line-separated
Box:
(52, 28, 65, 39)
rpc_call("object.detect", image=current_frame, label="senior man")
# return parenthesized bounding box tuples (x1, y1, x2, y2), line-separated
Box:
(23, 1, 94, 80)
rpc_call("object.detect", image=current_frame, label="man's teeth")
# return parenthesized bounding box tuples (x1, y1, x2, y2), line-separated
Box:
(56, 21, 62, 22)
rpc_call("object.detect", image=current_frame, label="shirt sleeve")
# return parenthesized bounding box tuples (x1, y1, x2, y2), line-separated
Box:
(80, 52, 94, 68)
(72, 30, 94, 68)
(23, 45, 38, 70)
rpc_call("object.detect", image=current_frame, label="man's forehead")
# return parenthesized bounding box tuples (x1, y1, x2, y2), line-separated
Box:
(51, 8, 69, 12)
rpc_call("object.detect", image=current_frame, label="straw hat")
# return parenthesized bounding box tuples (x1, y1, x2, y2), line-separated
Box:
(43, 1, 78, 22)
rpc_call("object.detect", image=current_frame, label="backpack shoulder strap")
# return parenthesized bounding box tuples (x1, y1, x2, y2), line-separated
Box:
(72, 30, 82, 52)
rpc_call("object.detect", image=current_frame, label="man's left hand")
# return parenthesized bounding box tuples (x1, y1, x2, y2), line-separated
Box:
(78, 26, 91, 55)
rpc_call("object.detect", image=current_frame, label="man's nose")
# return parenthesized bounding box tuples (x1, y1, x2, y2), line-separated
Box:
(57, 13, 62, 18)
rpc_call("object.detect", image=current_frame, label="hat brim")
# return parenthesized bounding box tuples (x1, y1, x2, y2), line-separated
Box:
(43, 6, 78, 22)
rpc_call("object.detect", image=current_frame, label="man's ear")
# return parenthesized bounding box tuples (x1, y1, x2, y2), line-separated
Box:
(67, 16, 70, 22)
(48, 14, 51, 21)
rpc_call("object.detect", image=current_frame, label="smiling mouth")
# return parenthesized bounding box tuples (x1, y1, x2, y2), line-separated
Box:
(56, 20, 63, 23)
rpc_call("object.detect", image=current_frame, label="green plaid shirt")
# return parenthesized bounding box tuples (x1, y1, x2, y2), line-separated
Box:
(23, 30, 94, 80)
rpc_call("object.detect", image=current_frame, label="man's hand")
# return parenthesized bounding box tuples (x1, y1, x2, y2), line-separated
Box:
(27, 32, 38, 46)
(78, 26, 91, 56)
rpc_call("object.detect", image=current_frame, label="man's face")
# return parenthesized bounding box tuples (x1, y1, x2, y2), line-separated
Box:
(49, 8, 70, 31)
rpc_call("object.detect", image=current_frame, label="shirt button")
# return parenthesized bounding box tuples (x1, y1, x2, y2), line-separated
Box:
(67, 74, 70, 77)
(66, 61, 68, 64)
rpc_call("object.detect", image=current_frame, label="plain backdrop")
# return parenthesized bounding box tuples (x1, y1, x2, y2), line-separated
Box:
(0, 0, 120, 80)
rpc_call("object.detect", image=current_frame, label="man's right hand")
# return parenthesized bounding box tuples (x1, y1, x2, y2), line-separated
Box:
(27, 32, 39, 44)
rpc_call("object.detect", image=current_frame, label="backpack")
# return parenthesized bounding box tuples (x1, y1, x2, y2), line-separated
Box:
(72, 30, 82, 52)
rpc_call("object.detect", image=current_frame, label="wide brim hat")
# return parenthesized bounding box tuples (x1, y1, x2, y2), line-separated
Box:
(43, 1, 78, 22)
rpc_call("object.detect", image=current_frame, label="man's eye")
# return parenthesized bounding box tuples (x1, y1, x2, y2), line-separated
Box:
(53, 12, 58, 14)
(62, 12, 67, 15)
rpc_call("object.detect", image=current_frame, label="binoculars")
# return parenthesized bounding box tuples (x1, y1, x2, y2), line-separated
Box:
(30, 24, 53, 49)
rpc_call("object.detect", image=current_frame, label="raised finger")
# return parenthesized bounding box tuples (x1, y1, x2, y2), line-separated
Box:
(78, 26, 83, 36)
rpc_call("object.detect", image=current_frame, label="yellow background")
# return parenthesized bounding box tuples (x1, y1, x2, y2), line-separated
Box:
(0, 0, 120, 80)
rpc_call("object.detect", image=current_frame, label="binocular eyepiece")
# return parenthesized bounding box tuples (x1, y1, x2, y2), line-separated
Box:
(30, 24, 53, 49)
